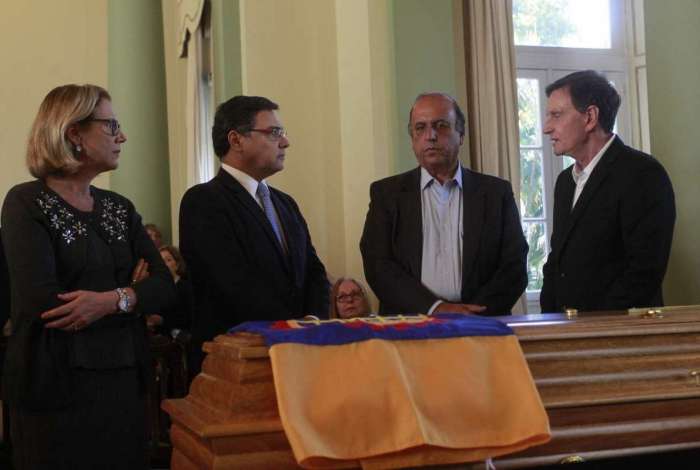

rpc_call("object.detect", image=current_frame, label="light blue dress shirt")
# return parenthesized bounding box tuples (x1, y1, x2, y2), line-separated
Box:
(420, 166, 463, 307)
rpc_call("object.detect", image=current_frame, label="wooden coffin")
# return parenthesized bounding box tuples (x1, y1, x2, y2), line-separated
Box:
(162, 307, 700, 469)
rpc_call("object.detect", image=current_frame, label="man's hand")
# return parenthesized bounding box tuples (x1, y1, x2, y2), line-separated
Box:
(433, 302, 486, 315)
(41, 290, 119, 331)
(131, 258, 150, 285)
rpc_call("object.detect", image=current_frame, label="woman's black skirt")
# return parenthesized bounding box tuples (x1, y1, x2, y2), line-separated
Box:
(10, 367, 147, 470)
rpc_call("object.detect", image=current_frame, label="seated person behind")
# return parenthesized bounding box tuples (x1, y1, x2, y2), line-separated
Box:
(329, 278, 371, 319)
(146, 245, 194, 336)
(145, 223, 164, 249)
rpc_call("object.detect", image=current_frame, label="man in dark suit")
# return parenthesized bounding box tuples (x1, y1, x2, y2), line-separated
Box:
(179, 96, 329, 373)
(540, 70, 675, 312)
(1, 230, 9, 329)
(360, 93, 528, 316)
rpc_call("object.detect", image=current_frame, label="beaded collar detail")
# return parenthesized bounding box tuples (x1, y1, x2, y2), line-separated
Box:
(35, 191, 87, 245)
(99, 196, 128, 243)
(35, 190, 128, 244)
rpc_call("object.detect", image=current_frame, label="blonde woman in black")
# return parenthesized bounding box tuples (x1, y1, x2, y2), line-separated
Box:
(1, 84, 175, 469)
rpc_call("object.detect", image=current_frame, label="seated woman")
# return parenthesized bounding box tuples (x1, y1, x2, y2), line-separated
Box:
(146, 245, 194, 337)
(329, 278, 372, 319)
(144, 223, 163, 249)
(1, 84, 175, 470)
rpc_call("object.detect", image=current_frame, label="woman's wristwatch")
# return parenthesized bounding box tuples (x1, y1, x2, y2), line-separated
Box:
(116, 287, 132, 313)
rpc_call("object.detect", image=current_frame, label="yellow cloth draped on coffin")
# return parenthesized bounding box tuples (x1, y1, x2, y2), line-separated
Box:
(269, 333, 550, 469)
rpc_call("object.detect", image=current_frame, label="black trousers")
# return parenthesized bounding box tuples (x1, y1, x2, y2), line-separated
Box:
(10, 367, 148, 470)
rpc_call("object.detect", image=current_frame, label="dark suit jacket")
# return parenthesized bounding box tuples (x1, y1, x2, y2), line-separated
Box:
(0, 230, 9, 328)
(179, 169, 329, 370)
(360, 166, 528, 315)
(540, 136, 675, 312)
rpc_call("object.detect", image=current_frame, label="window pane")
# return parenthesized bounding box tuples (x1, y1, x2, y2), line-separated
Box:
(522, 221, 547, 292)
(563, 155, 575, 169)
(609, 79, 619, 134)
(513, 0, 611, 49)
(517, 78, 542, 147)
(520, 149, 544, 218)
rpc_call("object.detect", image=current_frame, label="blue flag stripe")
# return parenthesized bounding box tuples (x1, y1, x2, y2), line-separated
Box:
(229, 313, 513, 346)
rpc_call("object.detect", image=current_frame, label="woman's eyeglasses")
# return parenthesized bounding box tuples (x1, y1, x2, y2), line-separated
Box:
(84, 118, 122, 137)
(336, 291, 363, 303)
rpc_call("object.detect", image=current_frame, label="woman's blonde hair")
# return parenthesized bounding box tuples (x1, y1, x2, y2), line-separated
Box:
(26, 84, 111, 178)
(329, 277, 371, 319)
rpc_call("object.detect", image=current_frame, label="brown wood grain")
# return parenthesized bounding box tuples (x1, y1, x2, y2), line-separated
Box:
(163, 307, 700, 469)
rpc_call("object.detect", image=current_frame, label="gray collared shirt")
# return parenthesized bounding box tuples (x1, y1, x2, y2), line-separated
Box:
(420, 166, 463, 304)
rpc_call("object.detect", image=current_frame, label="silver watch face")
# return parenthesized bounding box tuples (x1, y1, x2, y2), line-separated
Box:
(117, 290, 129, 312)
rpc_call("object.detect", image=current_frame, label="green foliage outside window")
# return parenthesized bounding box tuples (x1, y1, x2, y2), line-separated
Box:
(513, 0, 577, 47)
(517, 76, 548, 292)
(523, 222, 547, 291)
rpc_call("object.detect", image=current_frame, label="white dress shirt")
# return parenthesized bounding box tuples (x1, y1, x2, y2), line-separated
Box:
(571, 134, 615, 208)
(221, 163, 265, 207)
(220, 163, 287, 246)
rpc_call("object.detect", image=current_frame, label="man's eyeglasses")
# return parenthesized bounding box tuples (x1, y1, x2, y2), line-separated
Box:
(336, 291, 363, 304)
(85, 118, 122, 137)
(241, 126, 287, 141)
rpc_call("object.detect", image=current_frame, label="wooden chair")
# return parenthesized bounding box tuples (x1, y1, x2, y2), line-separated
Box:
(147, 331, 191, 468)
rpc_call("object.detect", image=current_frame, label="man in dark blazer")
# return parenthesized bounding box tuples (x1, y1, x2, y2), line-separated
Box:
(540, 70, 675, 312)
(179, 96, 329, 374)
(1, 230, 9, 329)
(360, 93, 528, 316)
